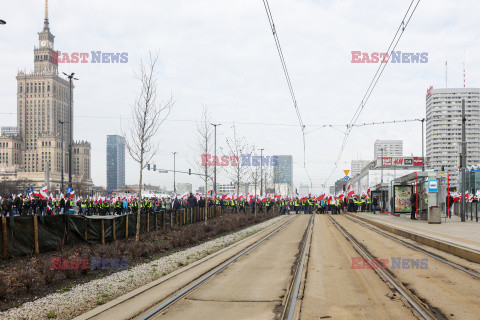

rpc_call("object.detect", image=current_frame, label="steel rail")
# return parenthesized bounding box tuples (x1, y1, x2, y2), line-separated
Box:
(345, 215, 480, 280)
(327, 214, 435, 320)
(138, 215, 299, 320)
(282, 214, 314, 320)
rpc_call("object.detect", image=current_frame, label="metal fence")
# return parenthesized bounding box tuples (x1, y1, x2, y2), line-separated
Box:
(452, 202, 479, 222)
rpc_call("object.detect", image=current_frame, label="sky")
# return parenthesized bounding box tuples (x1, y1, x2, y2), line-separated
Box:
(1, 0, 479, 193)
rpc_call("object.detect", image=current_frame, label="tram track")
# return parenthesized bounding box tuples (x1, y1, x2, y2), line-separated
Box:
(326, 214, 438, 320)
(133, 215, 313, 320)
(344, 214, 480, 280)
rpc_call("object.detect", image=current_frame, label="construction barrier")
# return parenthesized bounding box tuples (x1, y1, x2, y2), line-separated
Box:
(0, 207, 223, 260)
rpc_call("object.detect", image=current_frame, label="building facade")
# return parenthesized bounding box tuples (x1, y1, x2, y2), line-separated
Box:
(374, 140, 403, 158)
(351, 159, 371, 178)
(0, 4, 92, 191)
(106, 135, 125, 190)
(426, 87, 480, 187)
(1, 127, 17, 137)
(176, 183, 193, 194)
(273, 155, 293, 187)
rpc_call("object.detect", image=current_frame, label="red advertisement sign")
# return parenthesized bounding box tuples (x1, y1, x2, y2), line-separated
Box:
(382, 158, 392, 166)
(393, 158, 404, 165)
(413, 157, 424, 166)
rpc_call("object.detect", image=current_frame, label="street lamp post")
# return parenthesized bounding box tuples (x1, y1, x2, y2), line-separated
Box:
(210, 123, 221, 196)
(460, 98, 467, 222)
(421, 118, 425, 172)
(172, 152, 177, 194)
(260, 148, 264, 196)
(59, 120, 65, 194)
(63, 72, 78, 189)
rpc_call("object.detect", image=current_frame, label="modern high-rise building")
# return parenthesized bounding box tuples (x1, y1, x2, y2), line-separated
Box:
(374, 140, 403, 158)
(106, 135, 125, 190)
(0, 2, 92, 190)
(273, 155, 293, 187)
(1, 127, 17, 137)
(426, 87, 480, 187)
(351, 159, 370, 177)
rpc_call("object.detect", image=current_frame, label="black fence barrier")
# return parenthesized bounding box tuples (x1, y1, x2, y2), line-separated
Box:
(0, 206, 276, 260)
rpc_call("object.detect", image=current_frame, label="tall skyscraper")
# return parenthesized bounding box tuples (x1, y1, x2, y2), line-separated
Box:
(273, 155, 293, 187)
(426, 87, 480, 187)
(0, 1, 92, 190)
(106, 135, 125, 190)
(374, 140, 403, 158)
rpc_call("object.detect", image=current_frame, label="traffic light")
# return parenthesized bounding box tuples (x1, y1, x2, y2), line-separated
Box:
(147, 164, 150, 170)
(153, 164, 156, 171)
(188, 168, 191, 175)
(343, 185, 346, 191)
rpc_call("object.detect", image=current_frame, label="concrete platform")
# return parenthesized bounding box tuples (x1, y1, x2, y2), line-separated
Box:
(350, 212, 480, 263)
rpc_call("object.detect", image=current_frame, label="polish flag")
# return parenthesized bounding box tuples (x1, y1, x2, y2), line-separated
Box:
(347, 184, 355, 198)
(69, 190, 75, 198)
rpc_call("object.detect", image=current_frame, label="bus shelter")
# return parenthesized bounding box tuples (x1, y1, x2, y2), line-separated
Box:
(390, 171, 449, 220)
(370, 183, 391, 213)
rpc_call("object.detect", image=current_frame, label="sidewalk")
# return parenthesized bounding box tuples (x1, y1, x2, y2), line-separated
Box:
(353, 212, 480, 253)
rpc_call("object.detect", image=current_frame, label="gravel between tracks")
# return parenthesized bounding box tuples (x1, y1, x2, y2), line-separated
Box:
(0, 215, 287, 320)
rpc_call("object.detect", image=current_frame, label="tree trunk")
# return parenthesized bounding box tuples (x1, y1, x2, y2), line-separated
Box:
(204, 179, 208, 225)
(136, 156, 143, 242)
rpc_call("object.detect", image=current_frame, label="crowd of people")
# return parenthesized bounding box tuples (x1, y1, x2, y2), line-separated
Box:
(0, 192, 378, 217)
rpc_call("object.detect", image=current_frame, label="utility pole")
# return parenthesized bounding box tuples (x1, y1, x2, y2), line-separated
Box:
(421, 118, 425, 172)
(59, 120, 65, 194)
(210, 123, 221, 196)
(381, 148, 384, 186)
(460, 98, 466, 222)
(260, 148, 264, 196)
(63, 72, 78, 189)
(172, 152, 177, 195)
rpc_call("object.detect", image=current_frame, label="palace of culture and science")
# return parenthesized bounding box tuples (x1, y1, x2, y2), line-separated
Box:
(0, 1, 92, 191)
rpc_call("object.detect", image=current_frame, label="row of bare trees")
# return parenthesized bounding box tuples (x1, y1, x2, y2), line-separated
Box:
(122, 52, 282, 240)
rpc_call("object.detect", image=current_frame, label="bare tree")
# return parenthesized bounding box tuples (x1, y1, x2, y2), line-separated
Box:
(224, 124, 253, 218)
(123, 52, 173, 242)
(191, 107, 214, 225)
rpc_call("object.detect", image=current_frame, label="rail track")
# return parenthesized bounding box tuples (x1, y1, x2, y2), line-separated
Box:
(137, 214, 314, 320)
(344, 214, 480, 280)
(327, 214, 436, 320)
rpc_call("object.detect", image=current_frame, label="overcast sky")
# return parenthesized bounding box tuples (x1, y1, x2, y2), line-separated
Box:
(1, 0, 479, 193)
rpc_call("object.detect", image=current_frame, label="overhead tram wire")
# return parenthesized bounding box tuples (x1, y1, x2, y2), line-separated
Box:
(261, 0, 312, 187)
(323, 0, 422, 188)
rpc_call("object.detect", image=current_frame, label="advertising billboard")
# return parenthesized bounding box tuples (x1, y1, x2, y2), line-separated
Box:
(394, 185, 413, 213)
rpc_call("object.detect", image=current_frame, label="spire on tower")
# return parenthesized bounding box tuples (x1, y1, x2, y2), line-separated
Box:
(43, 0, 49, 30)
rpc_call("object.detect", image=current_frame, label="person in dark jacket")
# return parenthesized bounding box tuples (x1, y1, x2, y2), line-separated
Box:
(198, 197, 205, 208)
(187, 193, 197, 208)
(410, 193, 417, 220)
(372, 196, 379, 214)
